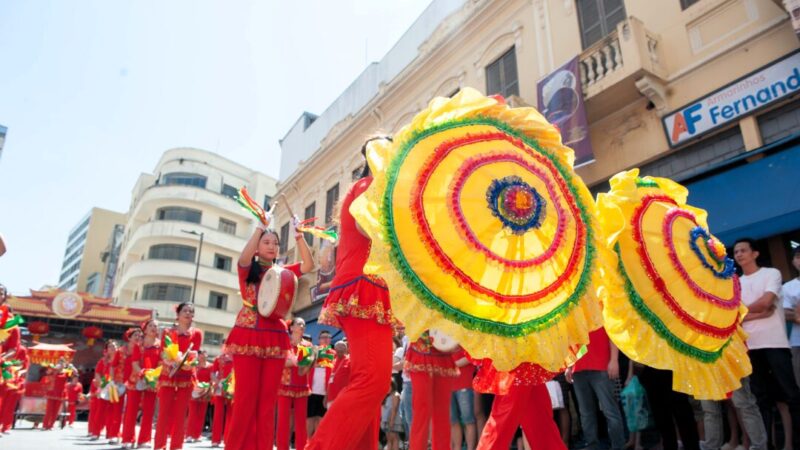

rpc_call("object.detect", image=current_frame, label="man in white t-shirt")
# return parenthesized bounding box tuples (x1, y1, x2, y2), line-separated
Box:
(735, 238, 800, 450)
(783, 247, 800, 388)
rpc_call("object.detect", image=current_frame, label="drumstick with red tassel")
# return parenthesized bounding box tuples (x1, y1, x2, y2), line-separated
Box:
(280, 194, 338, 243)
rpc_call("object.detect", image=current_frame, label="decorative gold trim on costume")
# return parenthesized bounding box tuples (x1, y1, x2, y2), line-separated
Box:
(318, 294, 399, 329)
(234, 308, 258, 328)
(226, 343, 286, 359)
(403, 362, 460, 377)
(278, 389, 311, 398)
(158, 381, 194, 389)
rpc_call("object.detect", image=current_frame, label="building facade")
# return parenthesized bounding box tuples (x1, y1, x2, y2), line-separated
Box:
(275, 0, 800, 324)
(58, 207, 127, 295)
(0, 124, 6, 160)
(112, 147, 277, 354)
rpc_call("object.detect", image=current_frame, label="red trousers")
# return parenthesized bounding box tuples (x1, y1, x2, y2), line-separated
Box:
(122, 389, 142, 444)
(306, 316, 393, 450)
(68, 401, 77, 424)
(477, 384, 565, 450)
(1, 390, 21, 431)
(137, 390, 158, 446)
(43, 398, 63, 429)
(154, 386, 192, 450)
(187, 399, 209, 439)
(89, 397, 107, 436)
(277, 395, 308, 450)
(409, 372, 453, 450)
(225, 355, 285, 450)
(106, 391, 125, 438)
(211, 396, 230, 444)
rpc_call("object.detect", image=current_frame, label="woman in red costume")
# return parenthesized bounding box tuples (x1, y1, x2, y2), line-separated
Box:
(277, 318, 312, 450)
(0, 344, 28, 434)
(120, 327, 144, 449)
(65, 375, 83, 427)
(186, 350, 212, 443)
(107, 328, 139, 444)
(471, 360, 565, 450)
(153, 302, 202, 450)
(307, 138, 397, 450)
(210, 351, 232, 448)
(137, 319, 161, 448)
(225, 216, 314, 450)
(90, 340, 117, 440)
(404, 332, 459, 450)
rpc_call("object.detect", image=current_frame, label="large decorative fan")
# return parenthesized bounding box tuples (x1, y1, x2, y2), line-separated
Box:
(351, 88, 609, 371)
(597, 169, 750, 399)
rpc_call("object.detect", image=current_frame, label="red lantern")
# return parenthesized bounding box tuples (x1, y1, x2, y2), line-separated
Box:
(82, 326, 103, 346)
(28, 321, 49, 342)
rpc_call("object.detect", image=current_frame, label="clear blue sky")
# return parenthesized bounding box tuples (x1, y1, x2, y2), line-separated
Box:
(0, 0, 432, 294)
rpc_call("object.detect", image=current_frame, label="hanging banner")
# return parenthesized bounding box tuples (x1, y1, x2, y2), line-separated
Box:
(537, 57, 595, 167)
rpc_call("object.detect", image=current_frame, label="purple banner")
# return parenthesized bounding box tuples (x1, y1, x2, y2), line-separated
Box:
(537, 57, 595, 166)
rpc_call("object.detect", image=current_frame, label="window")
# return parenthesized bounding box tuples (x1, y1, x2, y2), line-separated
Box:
(263, 195, 272, 210)
(221, 184, 238, 199)
(68, 216, 90, 242)
(304, 202, 316, 246)
(141, 283, 192, 302)
(205, 331, 224, 346)
(280, 222, 290, 255)
(352, 167, 363, 181)
(214, 254, 232, 271)
(161, 172, 207, 188)
(148, 244, 197, 263)
(680, 0, 700, 10)
(325, 184, 340, 225)
(85, 272, 100, 295)
(486, 47, 519, 98)
(576, 0, 626, 49)
(218, 218, 237, 235)
(208, 291, 228, 310)
(156, 207, 202, 224)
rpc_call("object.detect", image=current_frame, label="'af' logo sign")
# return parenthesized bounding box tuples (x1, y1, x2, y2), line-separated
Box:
(663, 51, 800, 148)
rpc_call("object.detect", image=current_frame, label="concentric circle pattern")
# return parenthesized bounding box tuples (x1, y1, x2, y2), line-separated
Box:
(351, 88, 606, 371)
(597, 169, 752, 399)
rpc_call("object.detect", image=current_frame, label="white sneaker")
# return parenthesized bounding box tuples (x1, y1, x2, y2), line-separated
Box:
(137, 443, 152, 449)
(109, 438, 119, 444)
(90, 435, 99, 441)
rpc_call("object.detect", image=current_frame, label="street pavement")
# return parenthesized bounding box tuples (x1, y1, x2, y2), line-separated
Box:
(0, 421, 224, 450)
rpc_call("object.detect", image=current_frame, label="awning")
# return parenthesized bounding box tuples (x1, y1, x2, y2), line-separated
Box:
(8, 289, 153, 326)
(685, 134, 800, 244)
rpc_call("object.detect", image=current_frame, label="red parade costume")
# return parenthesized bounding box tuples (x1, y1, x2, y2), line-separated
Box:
(405, 333, 459, 450)
(277, 344, 312, 450)
(153, 326, 202, 450)
(121, 343, 143, 446)
(326, 354, 351, 407)
(46, 371, 68, 429)
(471, 360, 564, 450)
(210, 357, 233, 446)
(308, 176, 396, 450)
(0, 345, 28, 432)
(91, 356, 114, 437)
(137, 343, 161, 447)
(224, 262, 300, 450)
(66, 381, 83, 425)
(105, 346, 128, 439)
(186, 363, 212, 440)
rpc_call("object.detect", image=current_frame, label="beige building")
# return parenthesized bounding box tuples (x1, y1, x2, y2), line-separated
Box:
(113, 148, 277, 354)
(276, 0, 800, 325)
(58, 207, 126, 296)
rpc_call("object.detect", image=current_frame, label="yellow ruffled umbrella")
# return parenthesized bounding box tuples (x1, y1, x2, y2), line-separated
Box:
(351, 88, 610, 371)
(596, 169, 750, 400)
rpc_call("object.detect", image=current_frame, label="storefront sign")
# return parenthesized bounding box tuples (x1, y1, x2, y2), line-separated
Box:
(663, 50, 800, 147)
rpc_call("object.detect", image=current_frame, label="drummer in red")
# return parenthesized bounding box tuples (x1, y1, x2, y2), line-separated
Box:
(120, 327, 144, 449)
(225, 214, 314, 450)
(0, 345, 28, 434)
(307, 138, 398, 450)
(186, 350, 212, 443)
(137, 319, 161, 448)
(210, 351, 233, 448)
(405, 331, 459, 450)
(153, 302, 203, 450)
(90, 341, 117, 440)
(277, 318, 313, 450)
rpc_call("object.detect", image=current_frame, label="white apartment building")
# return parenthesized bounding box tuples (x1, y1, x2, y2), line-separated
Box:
(113, 147, 277, 354)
